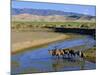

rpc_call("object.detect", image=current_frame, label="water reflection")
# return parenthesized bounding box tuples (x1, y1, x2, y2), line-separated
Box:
(51, 57, 85, 71)
(12, 57, 86, 74)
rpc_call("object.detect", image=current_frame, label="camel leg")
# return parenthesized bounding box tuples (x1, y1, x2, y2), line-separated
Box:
(67, 53, 70, 58)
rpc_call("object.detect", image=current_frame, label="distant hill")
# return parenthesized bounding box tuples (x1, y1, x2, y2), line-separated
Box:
(12, 8, 96, 22)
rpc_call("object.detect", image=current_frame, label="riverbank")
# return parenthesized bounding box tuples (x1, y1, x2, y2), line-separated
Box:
(83, 47, 96, 63)
(12, 31, 73, 54)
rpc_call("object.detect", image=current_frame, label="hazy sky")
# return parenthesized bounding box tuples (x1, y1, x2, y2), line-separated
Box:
(12, 1, 96, 16)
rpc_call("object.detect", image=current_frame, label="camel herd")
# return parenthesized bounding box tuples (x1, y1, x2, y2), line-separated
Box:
(48, 48, 84, 58)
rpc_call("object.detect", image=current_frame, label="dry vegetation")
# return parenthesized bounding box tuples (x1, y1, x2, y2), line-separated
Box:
(83, 47, 96, 63)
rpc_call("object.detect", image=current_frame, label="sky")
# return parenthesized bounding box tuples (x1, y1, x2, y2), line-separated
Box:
(12, 1, 96, 16)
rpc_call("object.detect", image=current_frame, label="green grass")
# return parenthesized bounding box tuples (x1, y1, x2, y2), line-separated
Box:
(12, 21, 96, 30)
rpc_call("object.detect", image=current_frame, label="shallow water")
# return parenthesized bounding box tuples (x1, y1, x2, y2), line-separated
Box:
(11, 35, 96, 74)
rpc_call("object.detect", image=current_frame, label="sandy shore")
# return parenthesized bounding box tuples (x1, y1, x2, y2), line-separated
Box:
(11, 31, 71, 54)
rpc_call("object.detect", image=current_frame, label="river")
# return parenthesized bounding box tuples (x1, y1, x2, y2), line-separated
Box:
(11, 34, 96, 74)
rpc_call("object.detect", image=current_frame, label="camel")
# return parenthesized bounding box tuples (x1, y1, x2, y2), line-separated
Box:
(48, 49, 64, 58)
(48, 48, 84, 58)
(75, 51, 84, 58)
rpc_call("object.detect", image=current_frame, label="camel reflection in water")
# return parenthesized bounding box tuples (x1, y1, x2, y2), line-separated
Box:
(51, 57, 85, 71)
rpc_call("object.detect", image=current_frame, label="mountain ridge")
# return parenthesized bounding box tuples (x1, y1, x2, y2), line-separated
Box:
(12, 8, 96, 22)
